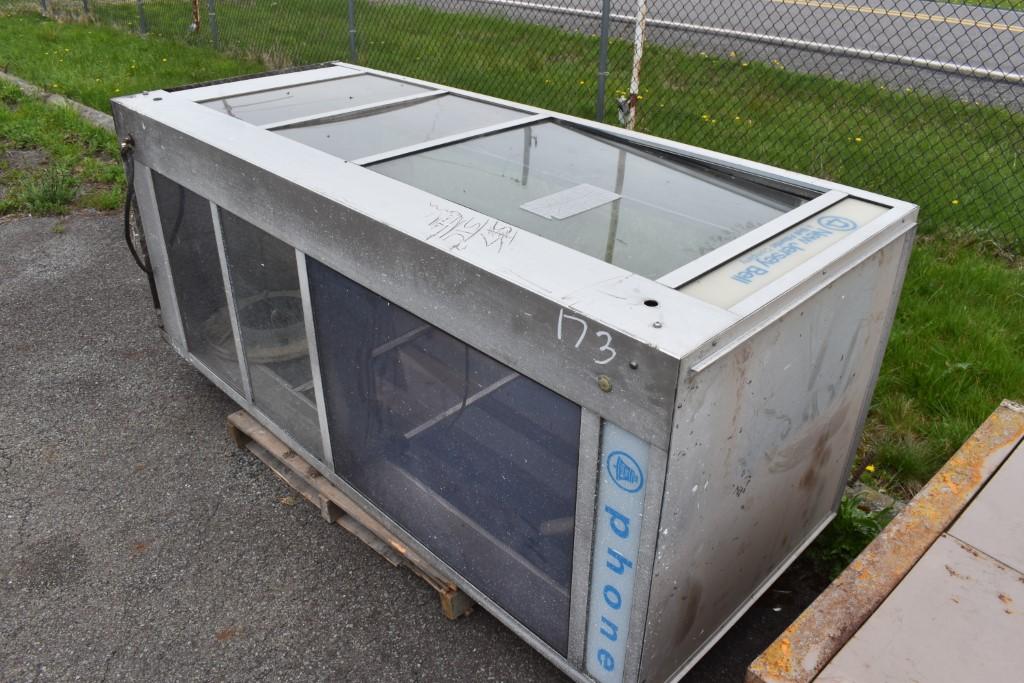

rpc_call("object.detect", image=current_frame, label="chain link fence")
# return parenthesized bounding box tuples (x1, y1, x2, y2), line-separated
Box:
(33, 0, 1024, 252)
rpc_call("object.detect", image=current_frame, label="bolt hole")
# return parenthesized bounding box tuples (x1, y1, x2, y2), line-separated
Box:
(643, 299, 659, 307)
(153, 97, 163, 101)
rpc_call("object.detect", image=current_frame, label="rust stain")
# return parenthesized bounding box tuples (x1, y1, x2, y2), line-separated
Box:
(747, 636, 796, 682)
(215, 626, 241, 641)
(798, 432, 831, 491)
(998, 593, 1013, 605)
(747, 402, 1024, 683)
(131, 542, 150, 554)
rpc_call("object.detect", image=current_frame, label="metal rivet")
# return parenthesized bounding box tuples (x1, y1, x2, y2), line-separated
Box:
(653, 321, 663, 328)
(629, 361, 639, 370)
(597, 375, 613, 392)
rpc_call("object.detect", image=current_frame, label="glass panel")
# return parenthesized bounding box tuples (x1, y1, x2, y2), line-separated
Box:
(372, 121, 811, 280)
(219, 211, 324, 460)
(202, 74, 430, 125)
(307, 258, 581, 653)
(276, 94, 525, 160)
(152, 172, 243, 389)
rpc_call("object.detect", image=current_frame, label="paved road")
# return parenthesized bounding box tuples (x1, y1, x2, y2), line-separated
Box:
(0, 210, 824, 680)
(397, 0, 1024, 106)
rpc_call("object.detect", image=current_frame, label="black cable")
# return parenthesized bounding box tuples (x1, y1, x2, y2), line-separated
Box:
(120, 137, 161, 310)
(120, 138, 149, 274)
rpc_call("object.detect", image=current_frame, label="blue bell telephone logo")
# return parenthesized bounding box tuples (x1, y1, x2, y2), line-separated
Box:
(607, 451, 644, 493)
(817, 216, 858, 232)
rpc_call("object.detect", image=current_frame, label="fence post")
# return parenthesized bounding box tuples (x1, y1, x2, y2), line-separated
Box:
(626, 0, 649, 130)
(136, 0, 149, 35)
(207, 0, 220, 50)
(347, 0, 358, 63)
(82, 0, 90, 14)
(595, 0, 612, 122)
(39, 0, 48, 15)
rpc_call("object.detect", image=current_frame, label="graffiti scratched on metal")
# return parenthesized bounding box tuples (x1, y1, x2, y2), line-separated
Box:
(746, 400, 1024, 683)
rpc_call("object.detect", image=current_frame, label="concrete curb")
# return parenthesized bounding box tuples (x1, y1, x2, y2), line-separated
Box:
(1, 69, 114, 133)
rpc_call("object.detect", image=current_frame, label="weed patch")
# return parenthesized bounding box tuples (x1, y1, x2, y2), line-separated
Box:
(0, 80, 122, 216)
(809, 496, 895, 579)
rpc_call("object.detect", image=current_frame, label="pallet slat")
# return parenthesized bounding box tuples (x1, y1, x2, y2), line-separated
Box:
(227, 410, 475, 620)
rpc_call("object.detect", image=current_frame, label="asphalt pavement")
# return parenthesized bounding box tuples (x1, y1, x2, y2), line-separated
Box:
(401, 0, 1024, 107)
(0, 210, 824, 681)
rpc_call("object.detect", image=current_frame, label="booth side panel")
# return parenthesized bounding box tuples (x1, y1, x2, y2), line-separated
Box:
(132, 164, 187, 355)
(639, 233, 913, 683)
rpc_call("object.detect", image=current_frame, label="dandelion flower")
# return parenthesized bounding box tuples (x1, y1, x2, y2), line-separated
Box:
(865, 464, 876, 473)
(951, 199, 960, 205)
(854, 137, 862, 143)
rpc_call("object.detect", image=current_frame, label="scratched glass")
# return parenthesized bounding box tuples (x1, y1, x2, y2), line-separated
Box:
(151, 172, 244, 391)
(276, 94, 525, 160)
(307, 257, 581, 653)
(219, 211, 323, 461)
(202, 74, 430, 126)
(371, 121, 811, 280)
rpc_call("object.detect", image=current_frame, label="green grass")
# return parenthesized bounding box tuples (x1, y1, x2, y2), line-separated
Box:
(0, 80, 123, 215)
(0, 9, 1020, 497)
(2, 6, 1020, 251)
(863, 236, 1024, 497)
(945, 0, 1024, 10)
(0, 13, 259, 113)
(63, 0, 1021, 253)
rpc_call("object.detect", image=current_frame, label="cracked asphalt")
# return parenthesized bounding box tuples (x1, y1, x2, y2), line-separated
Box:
(0, 210, 822, 681)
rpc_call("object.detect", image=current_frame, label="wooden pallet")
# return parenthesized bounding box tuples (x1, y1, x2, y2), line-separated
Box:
(226, 410, 475, 620)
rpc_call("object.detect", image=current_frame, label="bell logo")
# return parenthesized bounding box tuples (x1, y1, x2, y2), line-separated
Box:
(607, 451, 644, 493)
(817, 215, 858, 232)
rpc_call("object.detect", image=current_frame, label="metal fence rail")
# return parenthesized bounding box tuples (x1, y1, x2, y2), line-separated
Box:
(31, 0, 1024, 252)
